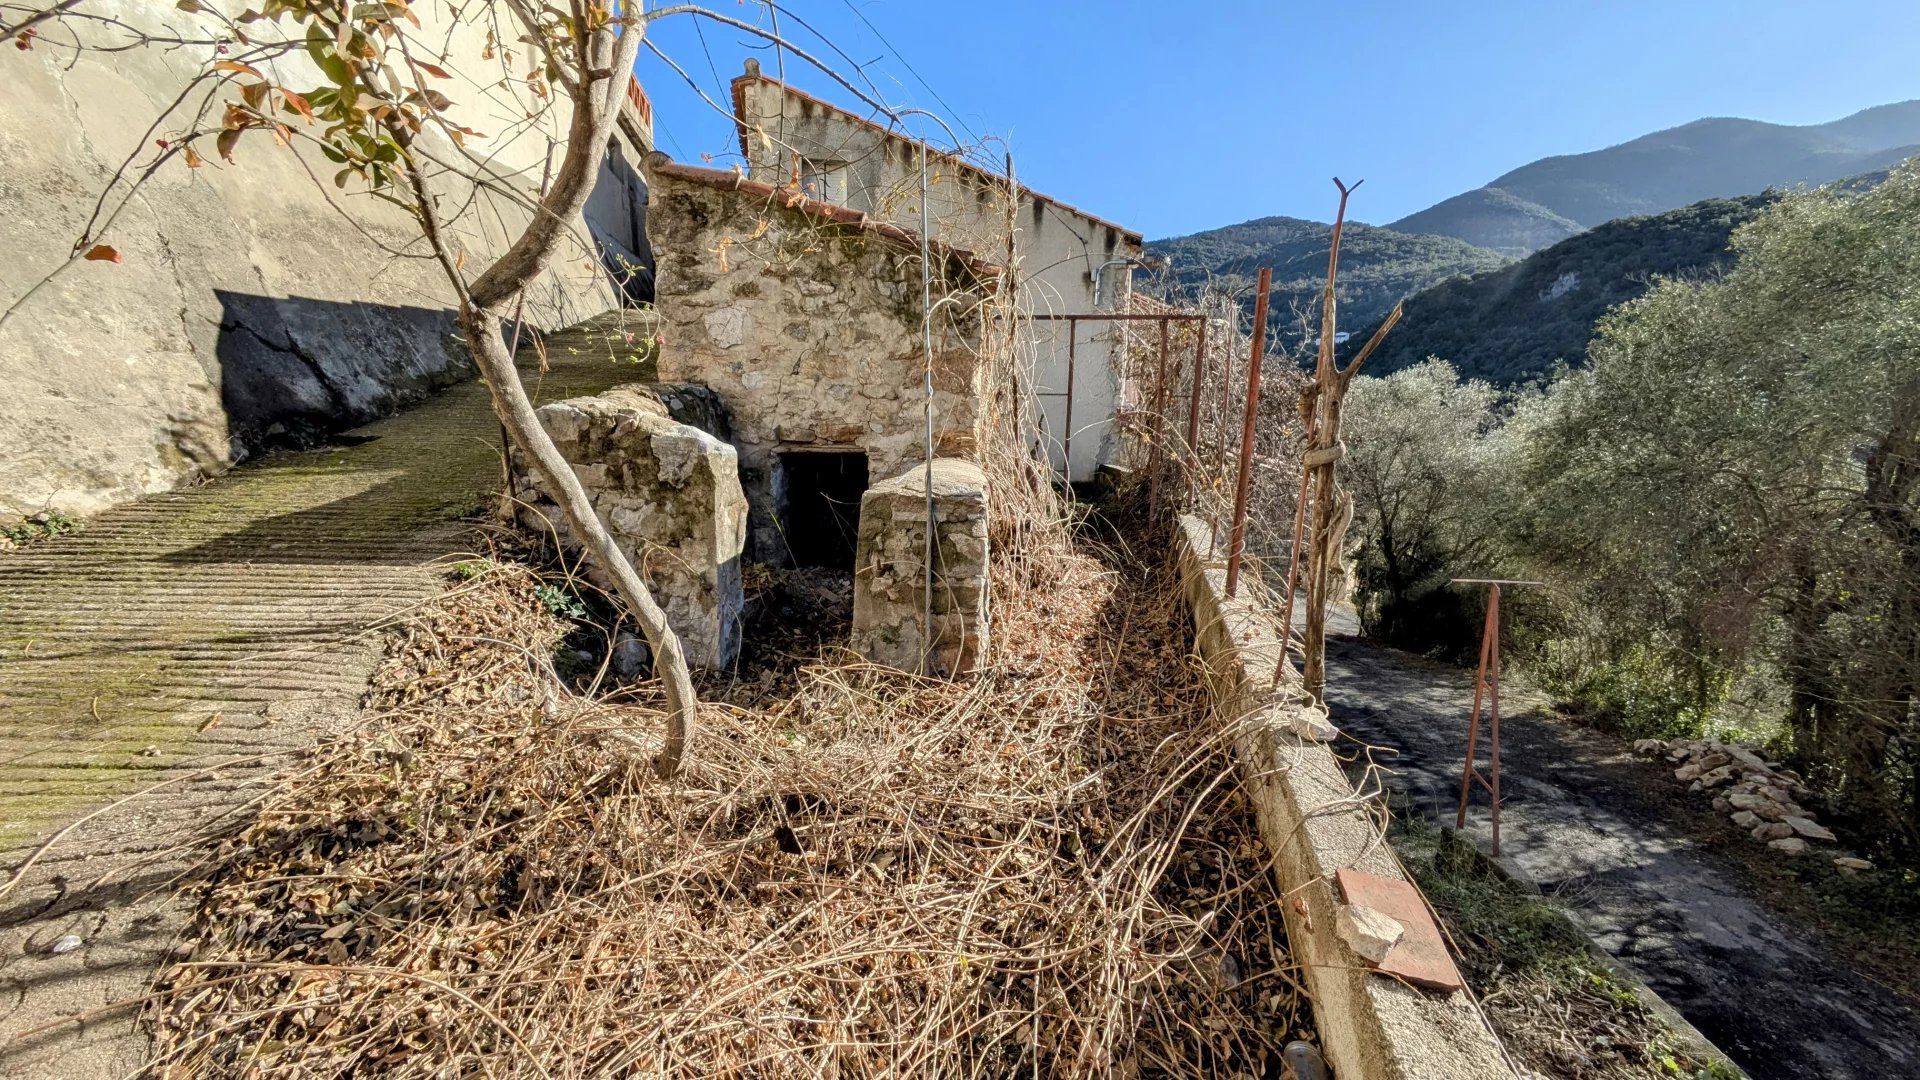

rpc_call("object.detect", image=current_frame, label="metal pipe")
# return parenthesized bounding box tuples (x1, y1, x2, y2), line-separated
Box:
(1183, 319, 1207, 505)
(1211, 306, 1240, 544)
(1147, 318, 1170, 518)
(918, 140, 935, 675)
(1456, 594, 1496, 831)
(1489, 583, 1504, 856)
(1062, 317, 1077, 479)
(1024, 314, 1205, 322)
(1184, 319, 1207, 455)
(1224, 266, 1272, 597)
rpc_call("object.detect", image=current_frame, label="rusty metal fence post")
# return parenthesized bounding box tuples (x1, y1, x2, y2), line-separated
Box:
(1182, 319, 1207, 504)
(1453, 578, 1542, 857)
(1062, 317, 1077, 479)
(1224, 266, 1273, 598)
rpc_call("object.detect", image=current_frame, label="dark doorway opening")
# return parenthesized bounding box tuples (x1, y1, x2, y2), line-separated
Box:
(779, 450, 868, 569)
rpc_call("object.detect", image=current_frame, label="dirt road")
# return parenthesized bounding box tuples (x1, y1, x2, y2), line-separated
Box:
(1316, 605, 1920, 1079)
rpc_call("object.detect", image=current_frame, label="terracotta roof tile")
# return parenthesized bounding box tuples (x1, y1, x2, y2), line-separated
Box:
(647, 157, 1005, 284)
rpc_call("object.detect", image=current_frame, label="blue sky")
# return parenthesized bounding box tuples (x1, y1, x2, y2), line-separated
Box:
(637, 1, 1920, 239)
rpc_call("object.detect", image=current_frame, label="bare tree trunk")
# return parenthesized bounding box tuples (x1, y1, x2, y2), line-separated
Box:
(1300, 180, 1401, 705)
(462, 308, 695, 776)
(405, 13, 696, 776)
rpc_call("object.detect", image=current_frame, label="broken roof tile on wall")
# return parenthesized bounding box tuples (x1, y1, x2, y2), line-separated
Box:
(645, 156, 1006, 285)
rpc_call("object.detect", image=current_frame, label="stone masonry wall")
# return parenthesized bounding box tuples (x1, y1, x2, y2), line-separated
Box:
(851, 460, 989, 677)
(646, 163, 995, 561)
(517, 385, 747, 669)
(733, 69, 1142, 481)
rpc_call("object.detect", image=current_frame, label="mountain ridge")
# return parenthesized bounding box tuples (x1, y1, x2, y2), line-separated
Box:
(1144, 215, 1509, 349)
(1390, 100, 1920, 250)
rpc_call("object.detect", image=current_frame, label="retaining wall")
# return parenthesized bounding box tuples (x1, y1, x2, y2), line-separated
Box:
(1172, 514, 1517, 1080)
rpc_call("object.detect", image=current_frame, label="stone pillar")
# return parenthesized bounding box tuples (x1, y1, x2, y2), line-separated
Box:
(521, 385, 747, 668)
(851, 459, 989, 676)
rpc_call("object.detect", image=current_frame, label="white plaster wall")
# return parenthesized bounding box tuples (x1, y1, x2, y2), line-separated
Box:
(0, 2, 628, 521)
(736, 76, 1139, 481)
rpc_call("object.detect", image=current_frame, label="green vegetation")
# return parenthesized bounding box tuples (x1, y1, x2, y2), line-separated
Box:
(533, 582, 589, 621)
(1342, 161, 1920, 873)
(1145, 216, 1510, 350)
(2, 509, 78, 547)
(1349, 195, 1773, 385)
(1397, 818, 1739, 1080)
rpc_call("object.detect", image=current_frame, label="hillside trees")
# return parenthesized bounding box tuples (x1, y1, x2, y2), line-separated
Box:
(1518, 161, 1920, 860)
(1339, 163, 1920, 863)
(1342, 361, 1515, 657)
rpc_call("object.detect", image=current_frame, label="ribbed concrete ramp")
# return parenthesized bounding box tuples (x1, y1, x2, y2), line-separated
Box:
(0, 314, 643, 1076)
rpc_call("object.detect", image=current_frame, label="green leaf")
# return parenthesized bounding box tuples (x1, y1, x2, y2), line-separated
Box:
(304, 23, 352, 86)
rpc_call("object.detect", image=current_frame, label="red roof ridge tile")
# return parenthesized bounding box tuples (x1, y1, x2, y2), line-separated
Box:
(647, 156, 1004, 284)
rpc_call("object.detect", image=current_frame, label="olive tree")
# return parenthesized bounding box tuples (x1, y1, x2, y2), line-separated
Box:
(1517, 161, 1920, 860)
(1342, 359, 1513, 657)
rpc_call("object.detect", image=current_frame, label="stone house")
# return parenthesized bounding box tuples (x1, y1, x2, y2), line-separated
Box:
(645, 157, 1002, 567)
(729, 62, 1146, 482)
(524, 153, 1003, 675)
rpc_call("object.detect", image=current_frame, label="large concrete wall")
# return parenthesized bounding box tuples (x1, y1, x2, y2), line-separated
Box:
(647, 162, 995, 562)
(733, 68, 1142, 482)
(0, 3, 640, 523)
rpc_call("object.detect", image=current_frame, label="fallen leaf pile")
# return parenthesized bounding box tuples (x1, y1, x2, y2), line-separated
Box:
(145, 514, 1313, 1077)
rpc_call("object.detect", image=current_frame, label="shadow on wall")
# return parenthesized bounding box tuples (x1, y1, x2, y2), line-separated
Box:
(586, 139, 655, 305)
(213, 290, 470, 461)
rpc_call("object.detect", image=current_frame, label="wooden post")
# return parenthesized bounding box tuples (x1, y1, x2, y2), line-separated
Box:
(1300, 179, 1402, 703)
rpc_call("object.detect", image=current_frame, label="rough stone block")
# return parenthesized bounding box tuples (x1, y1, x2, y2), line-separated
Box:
(850, 459, 988, 676)
(517, 385, 747, 668)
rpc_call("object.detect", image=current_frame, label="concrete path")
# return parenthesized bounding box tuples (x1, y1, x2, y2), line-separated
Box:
(0, 316, 636, 1077)
(1314, 604, 1920, 1080)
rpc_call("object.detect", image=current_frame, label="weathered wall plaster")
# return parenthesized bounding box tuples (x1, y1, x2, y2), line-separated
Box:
(0, 2, 647, 523)
(732, 68, 1143, 482)
(851, 459, 990, 676)
(646, 162, 996, 562)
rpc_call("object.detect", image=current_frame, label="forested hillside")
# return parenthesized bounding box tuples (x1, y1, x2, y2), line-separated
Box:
(1341, 161, 1920, 876)
(1386, 101, 1920, 253)
(1349, 194, 1773, 384)
(1145, 216, 1509, 349)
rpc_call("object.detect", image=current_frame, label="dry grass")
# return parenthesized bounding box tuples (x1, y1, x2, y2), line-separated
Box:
(143, 507, 1311, 1077)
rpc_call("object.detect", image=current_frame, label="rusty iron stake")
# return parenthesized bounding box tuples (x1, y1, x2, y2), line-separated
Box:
(1148, 318, 1171, 517)
(1453, 579, 1543, 856)
(1062, 317, 1077, 479)
(1224, 266, 1273, 598)
(1185, 318, 1207, 456)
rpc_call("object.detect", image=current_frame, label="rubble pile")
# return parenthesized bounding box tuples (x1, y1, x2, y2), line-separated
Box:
(1633, 738, 1874, 875)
